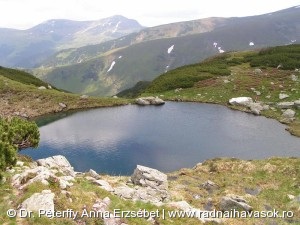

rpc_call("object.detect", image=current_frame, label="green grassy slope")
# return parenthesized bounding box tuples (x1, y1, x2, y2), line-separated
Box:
(0, 67, 130, 118)
(143, 44, 300, 136)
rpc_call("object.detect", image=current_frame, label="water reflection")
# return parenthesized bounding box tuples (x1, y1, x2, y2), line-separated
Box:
(23, 102, 300, 175)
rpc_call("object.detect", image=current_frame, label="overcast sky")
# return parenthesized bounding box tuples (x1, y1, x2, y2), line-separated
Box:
(0, 0, 299, 29)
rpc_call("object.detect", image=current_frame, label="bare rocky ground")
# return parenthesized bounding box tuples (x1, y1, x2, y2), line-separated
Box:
(1, 155, 299, 225)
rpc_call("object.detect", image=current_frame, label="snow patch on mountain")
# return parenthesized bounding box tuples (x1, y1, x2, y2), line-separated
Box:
(213, 42, 218, 47)
(113, 21, 121, 33)
(249, 42, 255, 46)
(218, 46, 225, 53)
(107, 61, 116, 72)
(168, 45, 174, 54)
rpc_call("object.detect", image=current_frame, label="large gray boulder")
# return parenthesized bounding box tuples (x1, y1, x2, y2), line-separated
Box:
(131, 165, 168, 191)
(112, 165, 170, 204)
(135, 97, 165, 106)
(229, 97, 253, 107)
(37, 155, 75, 177)
(21, 190, 55, 212)
(220, 195, 253, 211)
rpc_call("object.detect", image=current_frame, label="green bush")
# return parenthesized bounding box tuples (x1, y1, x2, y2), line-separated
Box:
(247, 44, 300, 70)
(146, 55, 231, 93)
(0, 117, 39, 177)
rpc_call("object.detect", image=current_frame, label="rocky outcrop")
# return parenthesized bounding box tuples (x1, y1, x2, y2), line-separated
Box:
(135, 97, 165, 106)
(20, 190, 55, 212)
(113, 165, 169, 204)
(12, 155, 76, 190)
(131, 165, 168, 191)
(37, 155, 75, 177)
(219, 195, 253, 211)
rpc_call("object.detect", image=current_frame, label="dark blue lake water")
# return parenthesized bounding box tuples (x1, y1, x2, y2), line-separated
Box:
(22, 102, 300, 175)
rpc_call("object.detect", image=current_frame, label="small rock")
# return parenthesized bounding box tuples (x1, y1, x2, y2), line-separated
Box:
(38, 86, 46, 90)
(59, 102, 67, 108)
(249, 102, 264, 115)
(16, 161, 24, 167)
(254, 91, 261, 96)
(220, 195, 253, 211)
(277, 102, 294, 109)
(7, 169, 15, 173)
(287, 194, 295, 200)
(0, 176, 6, 184)
(114, 186, 135, 199)
(47, 85, 52, 89)
(223, 79, 230, 83)
(245, 187, 261, 196)
(291, 74, 298, 81)
(88, 169, 100, 179)
(202, 180, 219, 192)
(294, 100, 300, 109)
(168, 201, 192, 211)
(254, 68, 262, 74)
(279, 93, 289, 100)
(93, 180, 114, 192)
(282, 109, 296, 118)
(80, 95, 89, 99)
(113, 95, 118, 98)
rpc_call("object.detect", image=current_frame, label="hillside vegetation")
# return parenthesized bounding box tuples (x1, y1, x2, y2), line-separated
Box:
(0, 67, 130, 119)
(143, 44, 300, 136)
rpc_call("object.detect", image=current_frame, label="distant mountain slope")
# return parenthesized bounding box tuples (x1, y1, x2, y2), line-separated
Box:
(36, 6, 300, 96)
(0, 15, 143, 67)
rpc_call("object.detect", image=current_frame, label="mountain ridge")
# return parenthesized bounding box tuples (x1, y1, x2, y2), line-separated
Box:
(35, 6, 300, 96)
(0, 15, 143, 68)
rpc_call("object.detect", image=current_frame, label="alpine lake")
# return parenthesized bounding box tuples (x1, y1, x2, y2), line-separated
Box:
(22, 102, 300, 175)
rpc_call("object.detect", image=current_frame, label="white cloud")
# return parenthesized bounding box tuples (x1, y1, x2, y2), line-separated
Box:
(0, 0, 299, 29)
